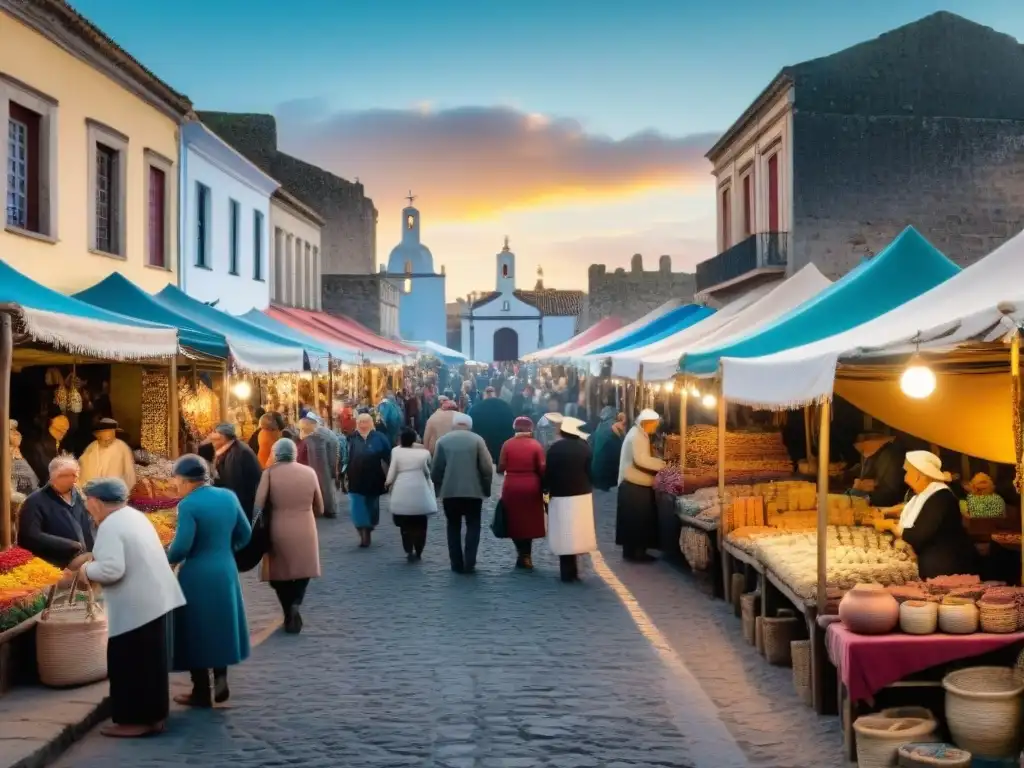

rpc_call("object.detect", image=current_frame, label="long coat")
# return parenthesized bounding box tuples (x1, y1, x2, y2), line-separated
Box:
(469, 397, 515, 463)
(589, 420, 624, 492)
(255, 461, 322, 581)
(545, 435, 596, 555)
(214, 439, 263, 522)
(498, 436, 546, 540)
(167, 485, 251, 670)
(347, 430, 391, 497)
(385, 447, 437, 516)
(902, 487, 979, 579)
(298, 427, 339, 517)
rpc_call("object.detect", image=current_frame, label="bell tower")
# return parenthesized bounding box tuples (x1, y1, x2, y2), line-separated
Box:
(496, 236, 515, 294)
(401, 191, 420, 244)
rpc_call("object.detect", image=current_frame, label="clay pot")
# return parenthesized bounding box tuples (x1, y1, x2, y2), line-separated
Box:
(839, 583, 899, 634)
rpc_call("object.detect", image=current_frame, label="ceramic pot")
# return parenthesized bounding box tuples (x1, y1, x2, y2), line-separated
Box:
(899, 600, 938, 635)
(839, 583, 899, 634)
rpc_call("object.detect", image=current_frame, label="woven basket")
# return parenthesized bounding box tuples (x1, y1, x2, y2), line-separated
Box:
(896, 742, 971, 768)
(741, 592, 760, 646)
(681, 528, 712, 571)
(853, 715, 938, 768)
(943, 666, 1024, 758)
(763, 615, 801, 666)
(791, 639, 812, 706)
(36, 579, 108, 688)
(731, 573, 745, 617)
(880, 707, 935, 722)
(755, 616, 764, 655)
(978, 601, 1017, 634)
(900, 600, 938, 635)
(938, 601, 978, 634)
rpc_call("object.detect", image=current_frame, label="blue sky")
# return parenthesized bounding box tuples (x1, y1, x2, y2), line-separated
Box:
(73, 0, 1024, 297)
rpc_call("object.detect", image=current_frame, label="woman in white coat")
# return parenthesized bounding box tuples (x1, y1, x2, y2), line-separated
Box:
(616, 408, 666, 562)
(386, 427, 438, 561)
(544, 417, 597, 582)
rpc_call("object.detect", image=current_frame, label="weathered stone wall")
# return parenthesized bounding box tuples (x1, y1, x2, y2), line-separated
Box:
(791, 114, 1024, 277)
(322, 275, 398, 337)
(585, 254, 696, 328)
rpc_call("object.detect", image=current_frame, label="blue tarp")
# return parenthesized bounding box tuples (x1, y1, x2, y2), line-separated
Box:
(240, 309, 358, 364)
(681, 226, 961, 376)
(74, 273, 226, 358)
(590, 304, 715, 355)
(408, 339, 469, 365)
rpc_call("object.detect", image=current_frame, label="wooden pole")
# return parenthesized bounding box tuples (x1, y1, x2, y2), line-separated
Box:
(1013, 333, 1022, 585)
(816, 398, 832, 614)
(169, 356, 179, 458)
(220, 361, 230, 423)
(0, 314, 11, 549)
(636, 364, 645, 417)
(804, 403, 815, 472)
(679, 382, 688, 472)
(717, 377, 728, 593)
(328, 357, 335, 429)
(312, 371, 321, 414)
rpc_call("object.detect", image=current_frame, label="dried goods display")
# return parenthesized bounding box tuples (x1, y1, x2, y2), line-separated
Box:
(683, 425, 793, 474)
(146, 510, 178, 548)
(663, 434, 681, 463)
(653, 465, 683, 495)
(139, 370, 170, 457)
(796, 459, 847, 476)
(179, 379, 220, 440)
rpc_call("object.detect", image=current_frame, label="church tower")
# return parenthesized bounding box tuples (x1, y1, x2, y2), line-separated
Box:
(385, 193, 446, 345)
(496, 236, 515, 294)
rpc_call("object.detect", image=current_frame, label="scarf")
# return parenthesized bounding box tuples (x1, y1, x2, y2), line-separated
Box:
(899, 481, 949, 529)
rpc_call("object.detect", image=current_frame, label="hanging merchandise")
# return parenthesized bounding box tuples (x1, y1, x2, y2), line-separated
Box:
(179, 379, 219, 440)
(140, 370, 170, 457)
(67, 366, 83, 414)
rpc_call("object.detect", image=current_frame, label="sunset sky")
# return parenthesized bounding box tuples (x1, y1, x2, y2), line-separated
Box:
(75, 0, 1024, 299)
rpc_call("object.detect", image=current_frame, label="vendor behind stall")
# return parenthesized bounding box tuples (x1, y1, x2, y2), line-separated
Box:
(850, 433, 906, 508)
(79, 418, 136, 492)
(874, 451, 978, 579)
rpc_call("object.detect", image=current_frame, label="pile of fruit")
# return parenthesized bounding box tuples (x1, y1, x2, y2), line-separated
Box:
(146, 510, 178, 548)
(0, 547, 63, 632)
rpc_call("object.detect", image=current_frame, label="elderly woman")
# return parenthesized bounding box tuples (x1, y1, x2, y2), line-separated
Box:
(255, 412, 285, 469)
(63, 478, 184, 738)
(545, 417, 597, 582)
(255, 438, 322, 633)
(168, 455, 252, 707)
(208, 423, 263, 522)
(498, 416, 546, 569)
(589, 408, 626, 492)
(616, 408, 666, 562)
(386, 427, 437, 561)
(297, 413, 340, 519)
(346, 413, 392, 547)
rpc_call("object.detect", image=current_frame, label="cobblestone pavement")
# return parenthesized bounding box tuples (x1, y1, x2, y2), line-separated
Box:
(53, 482, 845, 768)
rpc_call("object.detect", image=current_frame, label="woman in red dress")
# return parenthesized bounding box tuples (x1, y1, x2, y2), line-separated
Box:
(498, 416, 547, 569)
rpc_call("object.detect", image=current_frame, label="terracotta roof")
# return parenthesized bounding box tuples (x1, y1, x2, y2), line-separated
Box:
(469, 290, 584, 316)
(31, 1, 193, 117)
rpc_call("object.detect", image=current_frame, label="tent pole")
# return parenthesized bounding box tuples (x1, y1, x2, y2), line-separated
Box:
(678, 380, 688, 471)
(220, 362, 230, 423)
(636, 364, 645, 417)
(717, 376, 727, 595)
(328, 357, 334, 429)
(0, 314, 11, 548)
(804, 404, 815, 472)
(169, 355, 179, 459)
(1013, 332, 1022, 585)
(816, 398, 832, 614)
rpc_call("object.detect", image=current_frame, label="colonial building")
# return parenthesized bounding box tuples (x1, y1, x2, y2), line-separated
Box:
(461, 239, 583, 362)
(1, 0, 191, 293)
(384, 197, 446, 345)
(696, 11, 1024, 303)
(178, 121, 278, 313)
(270, 188, 324, 311)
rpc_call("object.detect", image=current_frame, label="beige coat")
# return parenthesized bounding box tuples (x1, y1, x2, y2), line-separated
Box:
(255, 461, 323, 581)
(423, 410, 457, 454)
(618, 426, 665, 487)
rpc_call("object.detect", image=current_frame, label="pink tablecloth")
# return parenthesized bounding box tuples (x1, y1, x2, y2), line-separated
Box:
(826, 623, 1024, 702)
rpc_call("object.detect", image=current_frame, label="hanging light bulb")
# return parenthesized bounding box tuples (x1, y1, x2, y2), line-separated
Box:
(232, 381, 252, 400)
(701, 393, 717, 409)
(900, 355, 936, 399)
(662, 381, 675, 393)
(689, 385, 700, 398)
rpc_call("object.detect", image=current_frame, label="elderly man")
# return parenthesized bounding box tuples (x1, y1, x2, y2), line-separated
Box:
(297, 413, 340, 519)
(18, 455, 95, 567)
(432, 413, 494, 574)
(79, 417, 136, 491)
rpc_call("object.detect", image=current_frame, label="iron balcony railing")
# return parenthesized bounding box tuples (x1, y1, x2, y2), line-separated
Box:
(695, 231, 789, 292)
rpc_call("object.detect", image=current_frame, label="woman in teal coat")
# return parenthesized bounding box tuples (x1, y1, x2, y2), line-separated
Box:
(168, 454, 252, 707)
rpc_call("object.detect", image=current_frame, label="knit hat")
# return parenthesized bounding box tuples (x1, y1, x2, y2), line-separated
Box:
(513, 416, 534, 433)
(213, 423, 237, 440)
(173, 454, 211, 483)
(81, 477, 130, 504)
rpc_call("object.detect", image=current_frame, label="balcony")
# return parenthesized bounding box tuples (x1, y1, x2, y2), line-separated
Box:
(695, 232, 789, 294)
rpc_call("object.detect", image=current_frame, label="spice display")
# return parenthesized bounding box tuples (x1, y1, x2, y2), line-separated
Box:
(0, 557, 62, 594)
(683, 425, 793, 473)
(179, 379, 220, 440)
(139, 370, 170, 457)
(653, 465, 683, 495)
(145, 510, 178, 547)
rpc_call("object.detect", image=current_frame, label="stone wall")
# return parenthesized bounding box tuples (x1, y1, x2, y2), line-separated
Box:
(322, 275, 398, 337)
(198, 111, 377, 275)
(585, 254, 696, 328)
(791, 114, 1024, 277)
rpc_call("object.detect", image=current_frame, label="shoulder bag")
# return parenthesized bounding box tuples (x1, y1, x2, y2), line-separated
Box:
(490, 499, 510, 539)
(235, 471, 272, 572)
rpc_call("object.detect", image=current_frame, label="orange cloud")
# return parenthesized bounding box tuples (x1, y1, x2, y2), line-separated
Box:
(274, 102, 718, 220)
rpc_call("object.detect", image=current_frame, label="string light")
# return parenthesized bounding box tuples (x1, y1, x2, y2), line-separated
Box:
(662, 381, 675, 393)
(701, 393, 717, 409)
(231, 381, 252, 400)
(689, 385, 700, 398)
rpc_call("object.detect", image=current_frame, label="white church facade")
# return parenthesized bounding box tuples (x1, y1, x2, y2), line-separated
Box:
(461, 238, 583, 362)
(384, 196, 447, 346)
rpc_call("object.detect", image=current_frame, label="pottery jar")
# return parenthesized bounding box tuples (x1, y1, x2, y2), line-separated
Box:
(839, 583, 899, 634)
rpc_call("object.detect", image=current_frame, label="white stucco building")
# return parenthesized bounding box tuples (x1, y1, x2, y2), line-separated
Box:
(270, 188, 324, 310)
(179, 120, 279, 313)
(384, 198, 446, 345)
(461, 238, 583, 362)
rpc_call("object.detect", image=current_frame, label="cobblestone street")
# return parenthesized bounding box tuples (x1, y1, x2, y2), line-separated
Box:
(52, 483, 844, 768)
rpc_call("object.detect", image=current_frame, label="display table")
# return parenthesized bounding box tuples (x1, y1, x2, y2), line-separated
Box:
(826, 622, 1024, 703)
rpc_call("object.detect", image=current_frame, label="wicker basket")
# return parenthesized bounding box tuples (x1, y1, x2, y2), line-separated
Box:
(755, 616, 764, 655)
(36, 579, 108, 688)
(731, 573, 745, 617)
(741, 592, 760, 646)
(900, 601, 938, 635)
(853, 715, 938, 768)
(791, 639, 812, 706)
(763, 615, 801, 666)
(681, 528, 712, 571)
(978, 601, 1017, 634)
(896, 742, 971, 768)
(943, 666, 1024, 758)
(938, 600, 978, 634)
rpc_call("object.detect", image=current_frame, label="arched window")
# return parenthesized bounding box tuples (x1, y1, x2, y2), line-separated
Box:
(404, 259, 412, 274)
(404, 277, 412, 294)
(406, 215, 415, 230)
(502, 263, 509, 278)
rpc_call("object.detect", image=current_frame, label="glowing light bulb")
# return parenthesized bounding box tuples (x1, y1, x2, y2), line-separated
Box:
(231, 381, 252, 400)
(900, 361, 936, 399)
(662, 382, 675, 393)
(701, 393, 717, 409)
(689, 385, 700, 398)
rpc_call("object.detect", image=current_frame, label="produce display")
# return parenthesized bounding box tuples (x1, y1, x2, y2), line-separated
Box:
(0, 547, 63, 632)
(146, 510, 178, 548)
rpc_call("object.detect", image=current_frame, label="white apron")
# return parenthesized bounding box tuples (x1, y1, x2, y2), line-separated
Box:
(547, 493, 597, 555)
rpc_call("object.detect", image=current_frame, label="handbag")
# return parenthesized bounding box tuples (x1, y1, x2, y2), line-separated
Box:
(235, 472, 272, 573)
(490, 499, 510, 539)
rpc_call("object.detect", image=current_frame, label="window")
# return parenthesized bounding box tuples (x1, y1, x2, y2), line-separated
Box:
(228, 199, 240, 275)
(767, 154, 780, 232)
(304, 242, 312, 307)
(3, 79, 57, 238)
(403, 259, 412, 274)
(196, 182, 210, 267)
(404, 277, 412, 294)
(312, 246, 320, 309)
(502, 263, 508, 278)
(502, 300, 510, 311)
(720, 187, 732, 249)
(272, 227, 284, 301)
(406, 214, 414, 230)
(87, 120, 127, 256)
(7, 103, 39, 231)
(741, 173, 753, 238)
(253, 210, 264, 280)
(147, 165, 167, 268)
